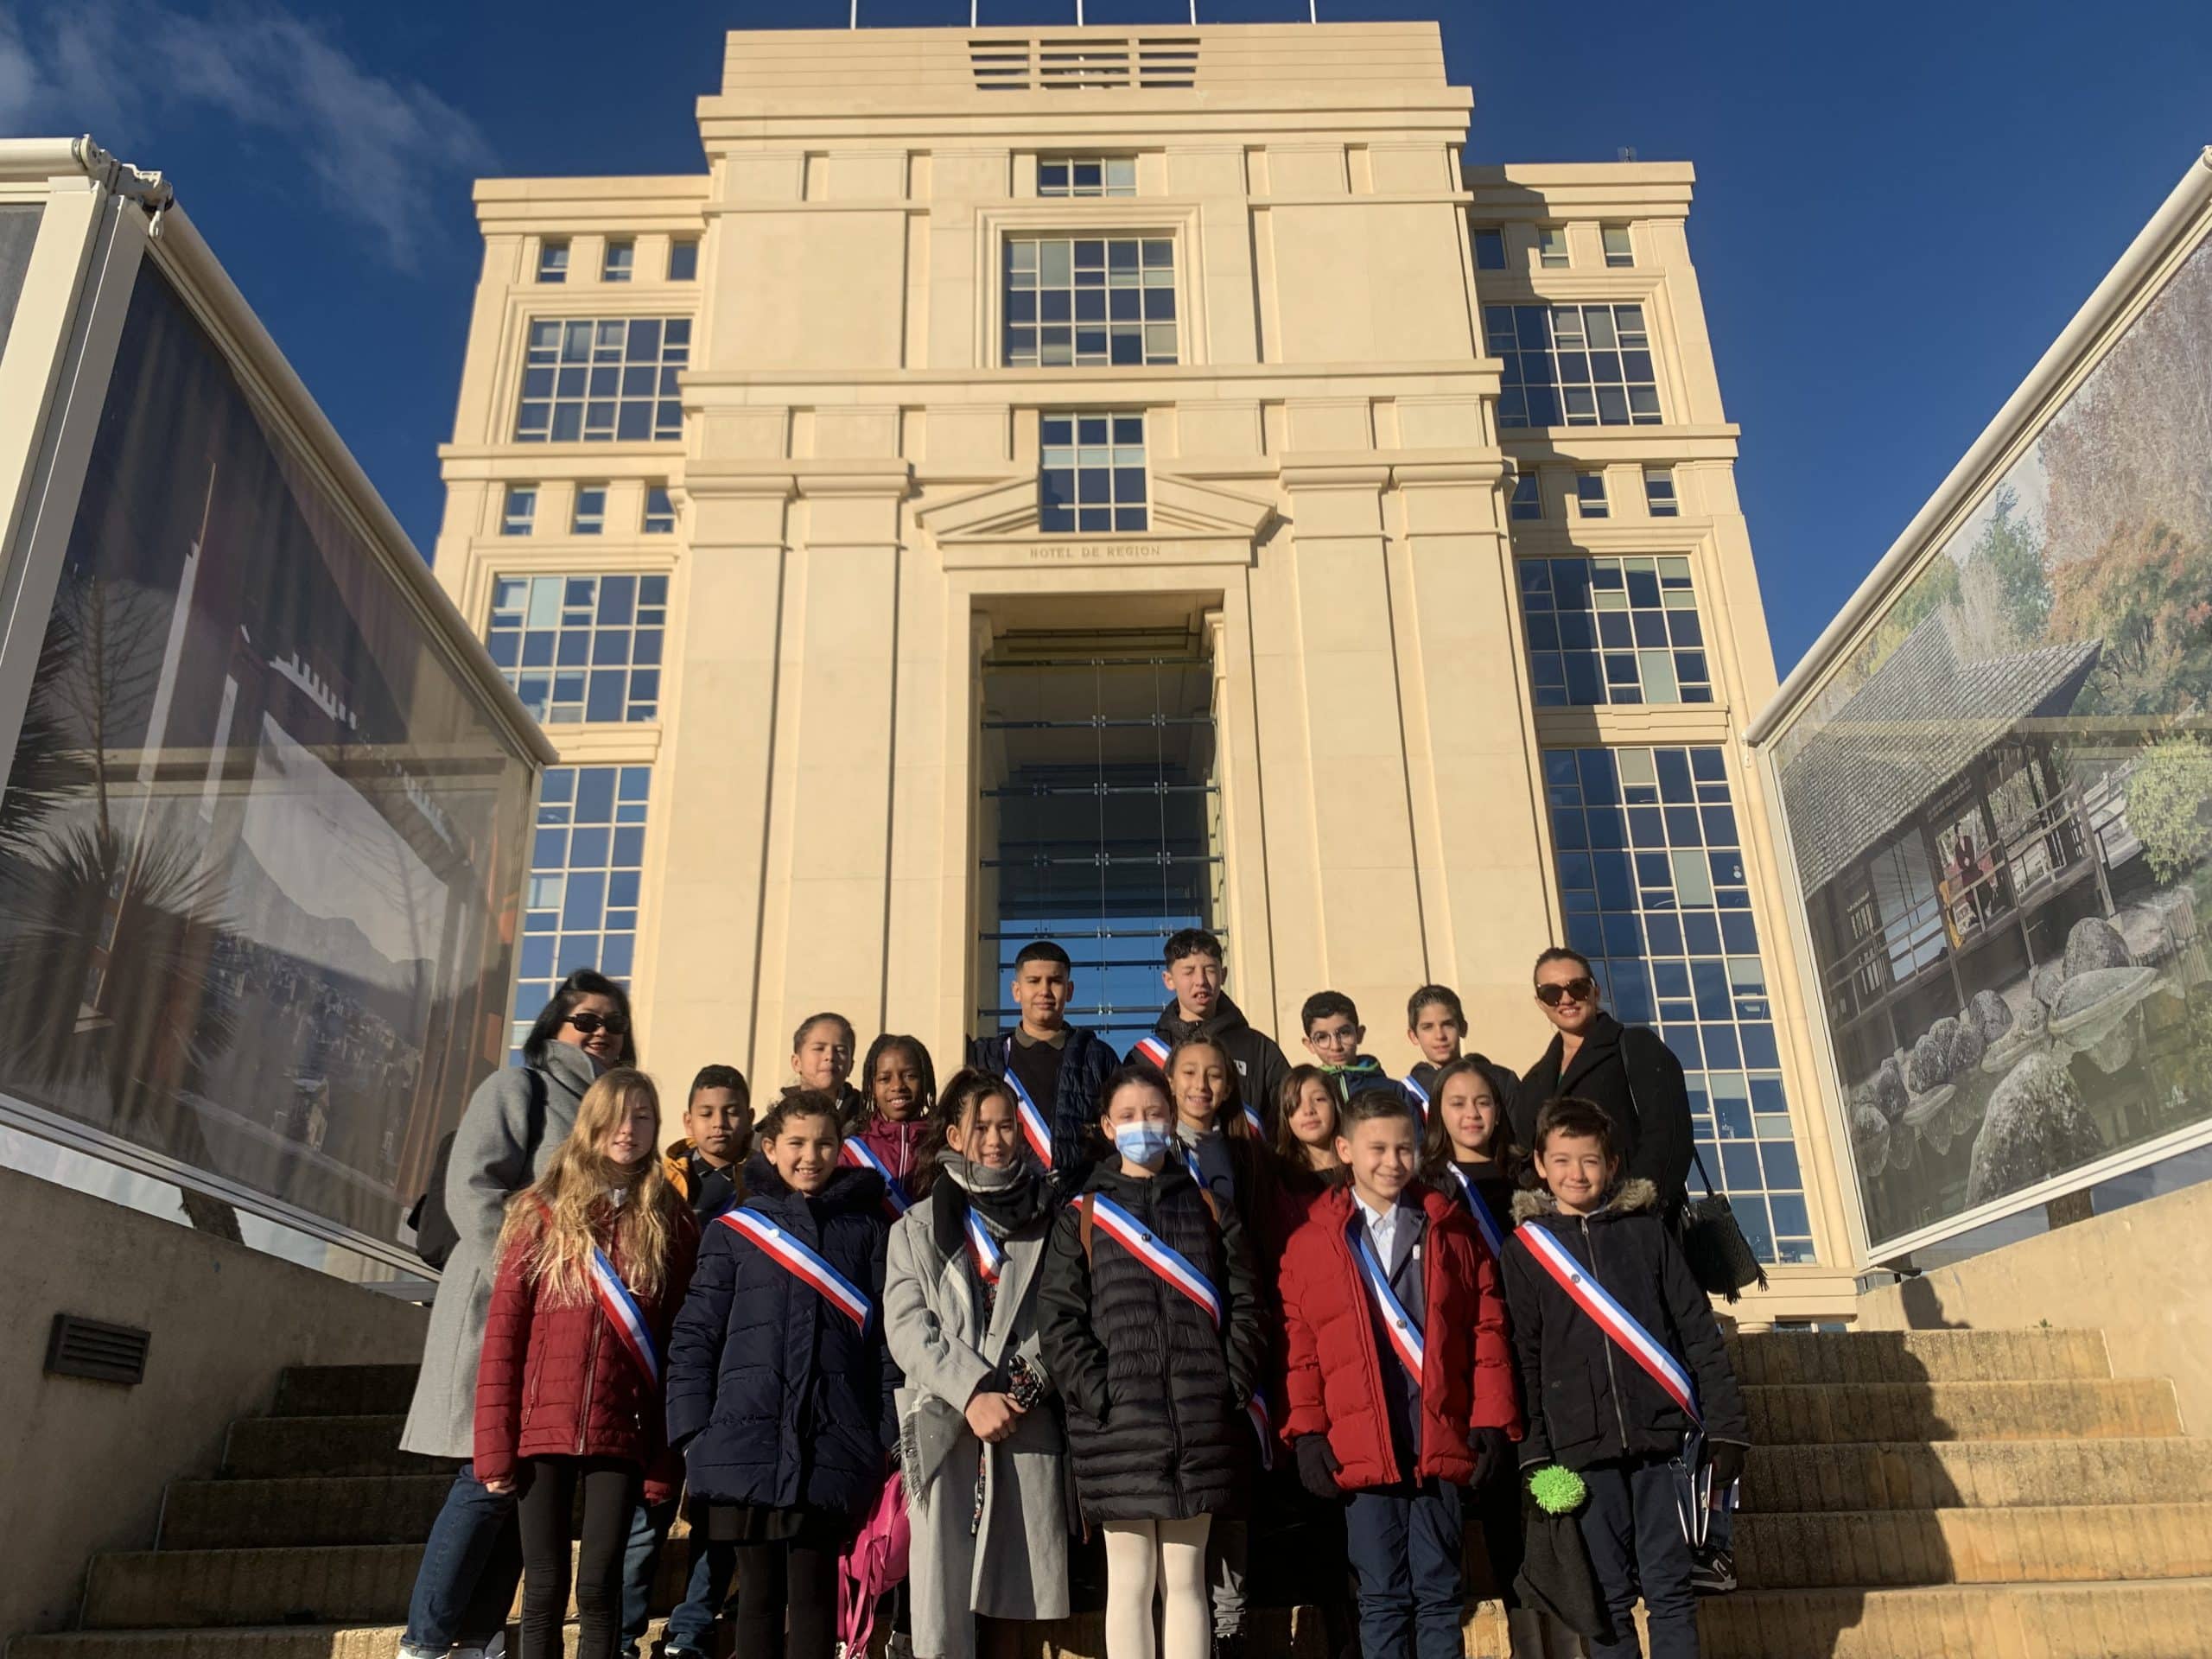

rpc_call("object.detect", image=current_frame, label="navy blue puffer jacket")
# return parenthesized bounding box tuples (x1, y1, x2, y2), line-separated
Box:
(665, 1155, 899, 1516)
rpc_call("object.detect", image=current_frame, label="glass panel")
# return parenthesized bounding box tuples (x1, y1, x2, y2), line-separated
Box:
(1517, 557, 1714, 707)
(1493, 304, 1661, 429)
(513, 766, 648, 1057)
(1007, 238, 1177, 366)
(513, 315, 690, 443)
(482, 572, 667, 724)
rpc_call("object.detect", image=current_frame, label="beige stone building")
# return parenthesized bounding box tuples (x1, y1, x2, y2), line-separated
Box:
(430, 22, 1856, 1317)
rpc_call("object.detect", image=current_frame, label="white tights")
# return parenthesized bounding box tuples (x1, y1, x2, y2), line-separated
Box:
(1101, 1516, 1212, 1659)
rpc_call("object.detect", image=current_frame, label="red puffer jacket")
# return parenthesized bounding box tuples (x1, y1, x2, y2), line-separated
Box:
(474, 1208, 697, 1500)
(1277, 1182, 1522, 1489)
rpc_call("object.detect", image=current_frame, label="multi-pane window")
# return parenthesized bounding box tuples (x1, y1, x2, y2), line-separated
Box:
(1041, 411, 1147, 533)
(516, 318, 689, 443)
(572, 485, 607, 536)
(1519, 556, 1712, 706)
(667, 238, 699, 282)
(644, 485, 676, 534)
(1039, 156, 1136, 196)
(1003, 237, 1177, 368)
(1472, 226, 1508, 270)
(514, 765, 651, 1055)
(1644, 468, 1680, 518)
(602, 240, 635, 283)
(1537, 226, 1569, 268)
(1575, 474, 1610, 518)
(501, 486, 537, 536)
(486, 574, 668, 724)
(1602, 225, 1634, 268)
(1509, 474, 1542, 521)
(1544, 746, 1810, 1263)
(1486, 303, 1661, 428)
(537, 240, 569, 283)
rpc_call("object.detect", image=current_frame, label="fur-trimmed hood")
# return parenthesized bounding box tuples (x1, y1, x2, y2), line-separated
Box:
(1511, 1176, 1658, 1224)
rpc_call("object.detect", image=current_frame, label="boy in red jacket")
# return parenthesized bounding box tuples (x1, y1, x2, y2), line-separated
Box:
(1279, 1084, 1521, 1659)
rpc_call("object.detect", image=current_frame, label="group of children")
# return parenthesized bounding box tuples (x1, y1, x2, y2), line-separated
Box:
(464, 935, 1747, 1659)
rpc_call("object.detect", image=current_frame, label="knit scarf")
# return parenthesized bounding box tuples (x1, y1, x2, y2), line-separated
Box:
(930, 1153, 1050, 1251)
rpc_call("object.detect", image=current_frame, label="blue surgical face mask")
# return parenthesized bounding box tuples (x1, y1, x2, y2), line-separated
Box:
(1114, 1121, 1174, 1168)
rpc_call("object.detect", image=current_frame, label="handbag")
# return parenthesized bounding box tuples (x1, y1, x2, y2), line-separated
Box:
(1679, 1144, 1769, 1302)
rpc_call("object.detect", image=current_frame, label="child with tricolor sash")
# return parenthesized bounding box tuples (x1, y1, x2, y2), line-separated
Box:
(1038, 1065, 1264, 1659)
(1503, 1097, 1748, 1659)
(665, 1089, 899, 1659)
(1403, 983, 1522, 1134)
(1276, 1084, 1520, 1659)
(883, 1069, 1068, 1659)
(474, 1068, 697, 1659)
(851, 1032, 938, 1217)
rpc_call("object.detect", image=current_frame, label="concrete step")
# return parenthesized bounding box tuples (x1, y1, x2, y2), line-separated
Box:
(1726, 1328, 2110, 1387)
(1742, 1436, 2212, 1513)
(270, 1367, 419, 1420)
(158, 1477, 702, 1552)
(219, 1418, 428, 1481)
(1742, 1378, 2183, 1444)
(80, 1545, 686, 1631)
(13, 1625, 662, 1659)
(1735, 1503, 2212, 1589)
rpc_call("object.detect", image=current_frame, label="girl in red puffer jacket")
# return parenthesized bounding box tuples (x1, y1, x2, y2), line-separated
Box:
(850, 1033, 938, 1209)
(475, 1068, 697, 1659)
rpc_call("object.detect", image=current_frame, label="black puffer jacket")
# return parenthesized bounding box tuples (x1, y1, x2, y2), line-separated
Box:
(1514, 1015, 1694, 1220)
(1501, 1179, 1747, 1471)
(1037, 1160, 1264, 1522)
(665, 1157, 899, 1516)
(1150, 995, 1292, 1139)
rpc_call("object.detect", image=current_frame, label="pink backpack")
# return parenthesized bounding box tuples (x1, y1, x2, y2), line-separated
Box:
(836, 1470, 911, 1654)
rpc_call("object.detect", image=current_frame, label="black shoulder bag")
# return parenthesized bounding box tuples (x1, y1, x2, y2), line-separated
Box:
(406, 1067, 548, 1269)
(1622, 1039, 1768, 1302)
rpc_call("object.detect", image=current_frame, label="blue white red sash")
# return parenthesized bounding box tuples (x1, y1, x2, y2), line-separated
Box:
(1445, 1164, 1508, 1262)
(1085, 1193, 1223, 1327)
(840, 1136, 911, 1217)
(1516, 1223, 1700, 1422)
(1237, 1101, 1264, 1138)
(1246, 1384, 1275, 1470)
(1130, 1035, 1172, 1070)
(1402, 1072, 1431, 1122)
(1001, 1044, 1055, 1167)
(963, 1208, 1004, 1287)
(1351, 1218, 1424, 1384)
(588, 1247, 660, 1387)
(1182, 1142, 1208, 1189)
(719, 1208, 874, 1332)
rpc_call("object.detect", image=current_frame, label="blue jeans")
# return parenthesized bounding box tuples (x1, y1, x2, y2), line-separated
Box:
(404, 1462, 521, 1652)
(662, 1527, 738, 1654)
(1580, 1457, 1699, 1659)
(620, 1498, 677, 1654)
(1344, 1479, 1464, 1659)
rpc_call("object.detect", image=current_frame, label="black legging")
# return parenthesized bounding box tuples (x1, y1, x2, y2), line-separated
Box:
(734, 1538, 839, 1659)
(516, 1457, 639, 1659)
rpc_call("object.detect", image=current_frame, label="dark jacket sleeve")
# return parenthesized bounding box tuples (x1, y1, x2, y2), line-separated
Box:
(666, 1221, 737, 1452)
(1037, 1201, 1111, 1421)
(1215, 1198, 1264, 1407)
(1249, 1034, 1292, 1136)
(1510, 1043, 1557, 1150)
(643, 1217, 699, 1503)
(966, 1033, 1004, 1077)
(872, 1216, 902, 1452)
(1657, 1222, 1748, 1445)
(472, 1219, 536, 1487)
(1624, 1029, 1694, 1209)
(1500, 1239, 1554, 1468)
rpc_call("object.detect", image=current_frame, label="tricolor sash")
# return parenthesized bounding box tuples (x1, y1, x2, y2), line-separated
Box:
(1085, 1193, 1224, 1327)
(1402, 1072, 1431, 1122)
(1238, 1101, 1265, 1138)
(588, 1247, 660, 1387)
(1001, 1043, 1055, 1167)
(719, 1208, 874, 1332)
(1516, 1223, 1700, 1422)
(840, 1136, 911, 1217)
(1182, 1143, 1206, 1188)
(963, 1208, 1004, 1287)
(1351, 1219, 1425, 1384)
(1445, 1164, 1509, 1262)
(1130, 1035, 1173, 1070)
(1246, 1383, 1275, 1470)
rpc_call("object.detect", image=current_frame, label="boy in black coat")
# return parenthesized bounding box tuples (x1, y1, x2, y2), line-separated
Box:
(1502, 1098, 1748, 1659)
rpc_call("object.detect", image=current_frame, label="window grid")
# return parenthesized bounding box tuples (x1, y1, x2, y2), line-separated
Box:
(1520, 556, 1713, 707)
(1003, 236, 1177, 368)
(1575, 474, 1610, 518)
(514, 765, 650, 1057)
(1472, 226, 1508, 270)
(1041, 411, 1147, 533)
(1486, 303, 1662, 429)
(668, 239, 699, 282)
(572, 486, 607, 536)
(1039, 156, 1136, 196)
(1509, 474, 1542, 521)
(1545, 745, 1810, 1263)
(537, 241, 569, 284)
(644, 485, 676, 535)
(486, 574, 667, 724)
(1644, 468, 1680, 518)
(1538, 226, 1569, 268)
(602, 241, 634, 283)
(501, 486, 537, 537)
(1603, 225, 1634, 268)
(516, 317, 689, 443)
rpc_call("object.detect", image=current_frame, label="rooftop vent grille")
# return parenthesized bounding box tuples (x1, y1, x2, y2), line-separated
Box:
(969, 37, 1199, 92)
(46, 1313, 151, 1385)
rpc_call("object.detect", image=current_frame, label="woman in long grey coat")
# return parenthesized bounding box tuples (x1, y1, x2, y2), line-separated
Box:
(885, 1070, 1069, 1659)
(396, 971, 633, 1659)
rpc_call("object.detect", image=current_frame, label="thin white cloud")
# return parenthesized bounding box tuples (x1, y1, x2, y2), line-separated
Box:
(1, 3, 493, 270)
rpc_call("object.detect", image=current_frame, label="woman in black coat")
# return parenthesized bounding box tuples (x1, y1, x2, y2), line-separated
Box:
(1514, 947, 1695, 1224)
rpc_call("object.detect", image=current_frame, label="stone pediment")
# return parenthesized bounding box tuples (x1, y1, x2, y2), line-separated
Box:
(918, 469, 1277, 568)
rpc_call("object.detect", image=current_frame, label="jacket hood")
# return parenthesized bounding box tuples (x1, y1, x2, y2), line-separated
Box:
(741, 1151, 883, 1214)
(1154, 992, 1253, 1044)
(1511, 1175, 1657, 1224)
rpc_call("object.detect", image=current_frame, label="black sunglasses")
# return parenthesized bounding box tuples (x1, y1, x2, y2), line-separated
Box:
(1535, 976, 1598, 1007)
(566, 1010, 629, 1037)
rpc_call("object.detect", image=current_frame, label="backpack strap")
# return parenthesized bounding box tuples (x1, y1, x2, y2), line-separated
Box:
(1078, 1192, 1096, 1264)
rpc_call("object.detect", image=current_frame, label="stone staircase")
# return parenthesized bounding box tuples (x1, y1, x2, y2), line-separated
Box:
(10, 1330, 2212, 1659)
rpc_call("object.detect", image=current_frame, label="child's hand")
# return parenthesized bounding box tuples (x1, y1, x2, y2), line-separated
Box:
(483, 1476, 515, 1496)
(965, 1390, 1022, 1444)
(1468, 1425, 1511, 1488)
(1294, 1433, 1343, 1500)
(1706, 1440, 1746, 1492)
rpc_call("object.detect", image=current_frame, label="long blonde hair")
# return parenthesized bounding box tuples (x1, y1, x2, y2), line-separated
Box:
(496, 1067, 683, 1304)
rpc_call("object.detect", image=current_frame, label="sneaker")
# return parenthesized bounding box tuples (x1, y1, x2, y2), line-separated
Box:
(1689, 1544, 1737, 1597)
(397, 1647, 445, 1659)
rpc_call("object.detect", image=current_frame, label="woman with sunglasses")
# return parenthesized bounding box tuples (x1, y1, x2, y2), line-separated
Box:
(397, 969, 639, 1659)
(1512, 947, 1694, 1228)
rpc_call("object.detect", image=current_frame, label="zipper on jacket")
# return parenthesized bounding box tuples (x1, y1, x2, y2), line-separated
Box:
(578, 1284, 602, 1457)
(1580, 1217, 1630, 1452)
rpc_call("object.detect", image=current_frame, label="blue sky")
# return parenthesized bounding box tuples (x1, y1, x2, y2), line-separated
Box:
(3, 0, 2208, 671)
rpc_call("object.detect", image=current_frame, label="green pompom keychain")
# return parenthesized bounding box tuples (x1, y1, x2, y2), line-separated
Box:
(1527, 1464, 1587, 1516)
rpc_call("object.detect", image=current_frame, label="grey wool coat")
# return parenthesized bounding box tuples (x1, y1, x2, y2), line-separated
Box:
(400, 1042, 594, 1459)
(884, 1179, 1069, 1659)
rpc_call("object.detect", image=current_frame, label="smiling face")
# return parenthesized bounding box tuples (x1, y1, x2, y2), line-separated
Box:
(559, 992, 626, 1065)
(792, 1019, 854, 1092)
(1168, 1044, 1230, 1133)
(1535, 957, 1601, 1039)
(1336, 1109, 1418, 1210)
(946, 1089, 1020, 1170)
(1437, 1069, 1503, 1162)
(1409, 1001, 1465, 1068)
(1287, 1077, 1338, 1156)
(766, 1108, 842, 1194)
(1537, 1129, 1617, 1216)
(1163, 950, 1223, 1020)
(1304, 1013, 1363, 1067)
(871, 1047, 924, 1122)
(600, 1088, 658, 1166)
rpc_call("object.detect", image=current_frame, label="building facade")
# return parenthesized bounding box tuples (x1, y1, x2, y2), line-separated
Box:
(431, 22, 1857, 1315)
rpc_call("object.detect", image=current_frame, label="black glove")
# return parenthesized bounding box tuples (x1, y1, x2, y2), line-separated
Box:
(1468, 1425, 1511, 1489)
(1294, 1433, 1344, 1501)
(1706, 1440, 1747, 1491)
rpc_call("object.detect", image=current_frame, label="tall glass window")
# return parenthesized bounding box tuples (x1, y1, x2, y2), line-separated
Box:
(486, 574, 666, 723)
(1544, 746, 1811, 1262)
(1041, 411, 1147, 533)
(515, 318, 689, 442)
(1003, 236, 1177, 367)
(515, 766, 650, 1054)
(1519, 556, 1711, 706)
(976, 625, 1220, 1052)
(1486, 303, 1661, 429)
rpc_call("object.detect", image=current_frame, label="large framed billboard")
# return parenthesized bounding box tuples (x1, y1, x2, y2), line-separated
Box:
(1754, 152, 2212, 1262)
